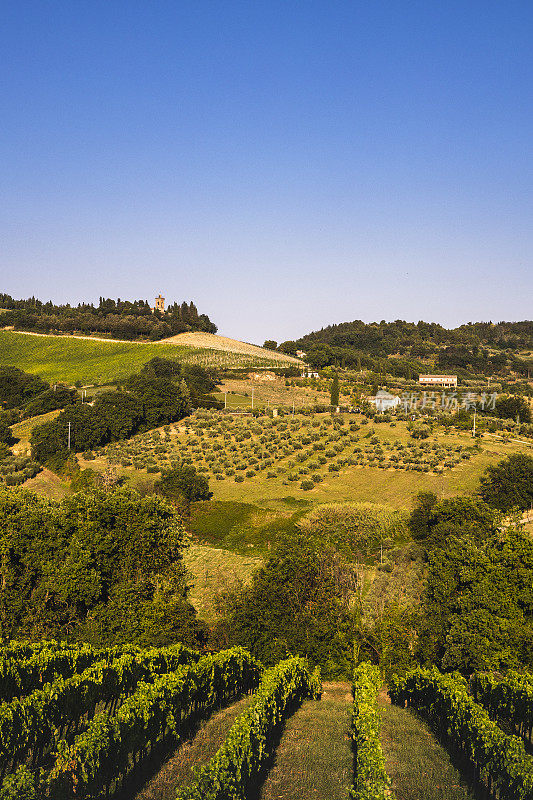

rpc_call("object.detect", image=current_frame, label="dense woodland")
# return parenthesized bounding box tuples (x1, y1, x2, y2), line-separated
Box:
(279, 318, 533, 377)
(0, 293, 217, 340)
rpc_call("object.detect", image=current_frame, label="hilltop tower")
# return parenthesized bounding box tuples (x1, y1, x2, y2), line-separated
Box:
(153, 294, 165, 313)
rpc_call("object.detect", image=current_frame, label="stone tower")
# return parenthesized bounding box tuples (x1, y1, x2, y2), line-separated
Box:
(154, 294, 165, 312)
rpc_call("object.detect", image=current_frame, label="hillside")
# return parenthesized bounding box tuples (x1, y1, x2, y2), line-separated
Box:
(281, 318, 533, 379)
(161, 332, 301, 364)
(0, 329, 299, 384)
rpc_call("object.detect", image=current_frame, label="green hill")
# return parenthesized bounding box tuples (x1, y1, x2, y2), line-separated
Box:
(0, 329, 295, 384)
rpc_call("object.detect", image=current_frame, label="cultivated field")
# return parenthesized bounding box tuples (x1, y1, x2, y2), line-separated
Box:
(0, 329, 298, 384)
(162, 332, 301, 364)
(77, 409, 532, 511)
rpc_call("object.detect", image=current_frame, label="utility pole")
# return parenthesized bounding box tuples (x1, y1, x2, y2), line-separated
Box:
(472, 409, 476, 438)
(67, 422, 71, 450)
(224, 392, 227, 410)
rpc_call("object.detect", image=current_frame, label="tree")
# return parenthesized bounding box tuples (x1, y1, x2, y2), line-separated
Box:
(0, 366, 49, 409)
(330, 372, 340, 407)
(0, 486, 204, 646)
(124, 374, 190, 428)
(216, 531, 356, 676)
(156, 464, 213, 506)
(263, 340, 277, 350)
(479, 454, 533, 512)
(23, 386, 79, 417)
(92, 391, 144, 440)
(140, 357, 181, 380)
(408, 492, 438, 540)
(409, 495, 499, 550)
(420, 526, 533, 673)
(495, 394, 531, 423)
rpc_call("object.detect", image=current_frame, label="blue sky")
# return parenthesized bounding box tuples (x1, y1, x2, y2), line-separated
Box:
(1, 1, 532, 343)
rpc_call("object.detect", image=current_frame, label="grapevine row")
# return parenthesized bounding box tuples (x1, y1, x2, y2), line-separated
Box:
(390, 667, 533, 800)
(43, 646, 261, 799)
(350, 663, 394, 800)
(0, 644, 111, 703)
(0, 642, 199, 776)
(176, 656, 321, 800)
(472, 671, 533, 744)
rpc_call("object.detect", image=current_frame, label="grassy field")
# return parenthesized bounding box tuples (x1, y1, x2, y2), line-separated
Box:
(216, 376, 330, 409)
(0, 330, 296, 384)
(256, 682, 353, 800)
(183, 543, 262, 619)
(379, 694, 476, 799)
(11, 410, 61, 454)
(162, 332, 301, 364)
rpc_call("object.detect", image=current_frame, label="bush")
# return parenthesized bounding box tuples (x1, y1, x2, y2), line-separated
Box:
(300, 480, 314, 491)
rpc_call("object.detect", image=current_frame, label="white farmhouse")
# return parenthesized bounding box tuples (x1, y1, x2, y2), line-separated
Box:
(370, 390, 401, 412)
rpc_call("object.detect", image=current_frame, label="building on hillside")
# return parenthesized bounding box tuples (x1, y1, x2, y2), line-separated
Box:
(152, 294, 165, 313)
(418, 374, 457, 388)
(296, 350, 306, 359)
(301, 369, 319, 379)
(370, 390, 401, 412)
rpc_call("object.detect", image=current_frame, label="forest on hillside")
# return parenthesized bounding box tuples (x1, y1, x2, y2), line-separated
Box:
(279, 319, 533, 377)
(0, 294, 217, 340)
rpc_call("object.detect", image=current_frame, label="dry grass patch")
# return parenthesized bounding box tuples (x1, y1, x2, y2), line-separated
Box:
(160, 332, 301, 364)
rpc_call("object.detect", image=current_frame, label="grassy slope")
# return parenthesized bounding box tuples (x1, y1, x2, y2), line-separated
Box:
(379, 694, 476, 800)
(162, 332, 301, 364)
(11, 410, 61, 454)
(0, 330, 293, 384)
(257, 682, 353, 800)
(183, 544, 262, 619)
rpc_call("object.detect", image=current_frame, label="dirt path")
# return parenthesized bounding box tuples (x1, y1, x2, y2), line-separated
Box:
(378, 692, 476, 800)
(132, 694, 255, 800)
(256, 681, 353, 800)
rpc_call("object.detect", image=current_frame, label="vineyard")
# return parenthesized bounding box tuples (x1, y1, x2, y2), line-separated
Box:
(0, 330, 298, 385)
(1, 641, 533, 798)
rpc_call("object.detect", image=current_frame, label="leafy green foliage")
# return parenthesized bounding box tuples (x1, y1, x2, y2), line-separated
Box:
(297, 501, 408, 562)
(472, 670, 533, 745)
(46, 647, 260, 799)
(0, 487, 202, 646)
(390, 667, 533, 799)
(0, 642, 199, 773)
(420, 525, 533, 673)
(495, 395, 531, 423)
(330, 372, 340, 407)
(479, 454, 533, 512)
(22, 386, 79, 418)
(351, 662, 394, 800)
(176, 657, 321, 800)
(215, 531, 356, 677)
(156, 464, 213, 506)
(0, 367, 48, 409)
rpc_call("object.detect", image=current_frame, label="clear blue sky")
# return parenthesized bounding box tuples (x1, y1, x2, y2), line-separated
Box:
(1, 1, 532, 343)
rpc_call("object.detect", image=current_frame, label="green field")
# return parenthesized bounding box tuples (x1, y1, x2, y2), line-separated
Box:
(0, 330, 291, 384)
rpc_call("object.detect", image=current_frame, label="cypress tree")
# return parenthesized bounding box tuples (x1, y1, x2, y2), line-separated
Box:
(330, 372, 340, 407)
